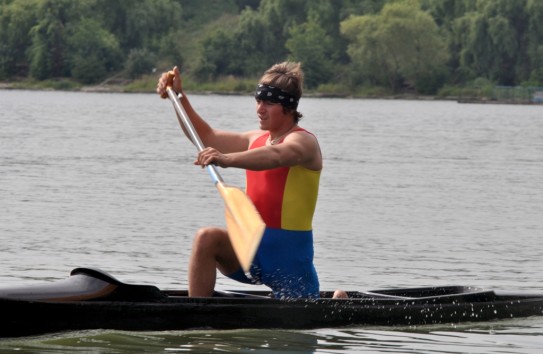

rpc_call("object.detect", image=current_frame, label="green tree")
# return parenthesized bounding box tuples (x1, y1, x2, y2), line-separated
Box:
(298, 0, 354, 81)
(341, 14, 383, 87)
(339, 0, 388, 18)
(26, 0, 98, 80)
(1, 0, 541, 91)
(94, 0, 182, 52)
(422, 0, 474, 83)
(234, 6, 278, 75)
(67, 18, 122, 84)
(286, 16, 334, 88)
(125, 48, 157, 79)
(195, 0, 308, 79)
(27, 0, 70, 79)
(195, 28, 238, 80)
(526, 0, 543, 84)
(451, 0, 529, 85)
(341, 0, 449, 93)
(0, 0, 40, 78)
(422, 0, 475, 27)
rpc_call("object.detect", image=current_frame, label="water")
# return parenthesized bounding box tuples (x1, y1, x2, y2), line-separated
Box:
(1, 90, 542, 352)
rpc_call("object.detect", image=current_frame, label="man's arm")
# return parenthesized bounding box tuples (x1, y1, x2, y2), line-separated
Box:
(196, 131, 322, 171)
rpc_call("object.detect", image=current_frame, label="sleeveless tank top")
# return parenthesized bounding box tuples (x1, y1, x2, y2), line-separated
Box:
(246, 128, 320, 231)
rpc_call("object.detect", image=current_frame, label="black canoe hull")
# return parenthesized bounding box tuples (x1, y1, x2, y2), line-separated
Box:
(3, 293, 543, 337)
(1, 268, 542, 338)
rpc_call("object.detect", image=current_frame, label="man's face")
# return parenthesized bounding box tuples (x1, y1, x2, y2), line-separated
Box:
(256, 99, 289, 131)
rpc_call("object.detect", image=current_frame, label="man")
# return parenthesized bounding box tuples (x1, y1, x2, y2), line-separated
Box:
(157, 62, 322, 299)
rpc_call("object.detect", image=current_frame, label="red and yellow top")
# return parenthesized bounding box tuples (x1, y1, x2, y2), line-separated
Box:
(246, 128, 320, 231)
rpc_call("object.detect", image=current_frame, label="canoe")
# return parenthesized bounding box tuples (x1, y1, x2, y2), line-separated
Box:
(1, 267, 542, 338)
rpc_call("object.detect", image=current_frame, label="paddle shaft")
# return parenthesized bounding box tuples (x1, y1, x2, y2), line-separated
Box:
(166, 87, 223, 186)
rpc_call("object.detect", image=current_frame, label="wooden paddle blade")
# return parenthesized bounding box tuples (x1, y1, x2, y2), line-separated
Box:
(217, 183, 265, 272)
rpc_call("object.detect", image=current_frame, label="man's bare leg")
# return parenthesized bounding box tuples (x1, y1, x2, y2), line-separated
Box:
(333, 290, 349, 299)
(188, 227, 240, 297)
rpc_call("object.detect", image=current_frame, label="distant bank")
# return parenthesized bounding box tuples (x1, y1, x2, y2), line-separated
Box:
(2, 79, 542, 106)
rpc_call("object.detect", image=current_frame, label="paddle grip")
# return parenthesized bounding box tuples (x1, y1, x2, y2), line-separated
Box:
(161, 71, 175, 99)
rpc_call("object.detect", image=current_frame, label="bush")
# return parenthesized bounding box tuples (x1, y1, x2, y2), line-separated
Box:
(125, 48, 157, 79)
(71, 54, 107, 84)
(416, 69, 448, 95)
(67, 18, 122, 84)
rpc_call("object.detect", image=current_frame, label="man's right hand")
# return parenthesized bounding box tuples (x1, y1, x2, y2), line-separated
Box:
(157, 66, 182, 98)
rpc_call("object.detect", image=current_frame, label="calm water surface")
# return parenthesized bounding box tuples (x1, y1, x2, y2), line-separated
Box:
(1, 90, 542, 352)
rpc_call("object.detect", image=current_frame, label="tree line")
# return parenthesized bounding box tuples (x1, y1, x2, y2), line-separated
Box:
(1, 0, 542, 94)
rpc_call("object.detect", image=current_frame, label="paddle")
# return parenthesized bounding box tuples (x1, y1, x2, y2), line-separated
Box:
(163, 72, 265, 272)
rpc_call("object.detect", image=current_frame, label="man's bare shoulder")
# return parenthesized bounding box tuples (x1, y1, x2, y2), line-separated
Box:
(245, 129, 267, 146)
(289, 128, 320, 145)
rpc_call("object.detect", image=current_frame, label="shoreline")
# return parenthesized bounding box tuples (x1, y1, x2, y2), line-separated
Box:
(1, 81, 540, 105)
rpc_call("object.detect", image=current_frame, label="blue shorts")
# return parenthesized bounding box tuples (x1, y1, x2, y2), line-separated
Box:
(226, 228, 319, 299)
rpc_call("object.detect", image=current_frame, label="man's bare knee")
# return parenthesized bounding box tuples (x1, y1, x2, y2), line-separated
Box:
(333, 290, 349, 299)
(192, 227, 229, 256)
(194, 227, 221, 245)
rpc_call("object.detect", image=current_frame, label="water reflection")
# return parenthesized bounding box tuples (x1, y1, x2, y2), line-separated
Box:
(2, 321, 542, 353)
(2, 330, 319, 353)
